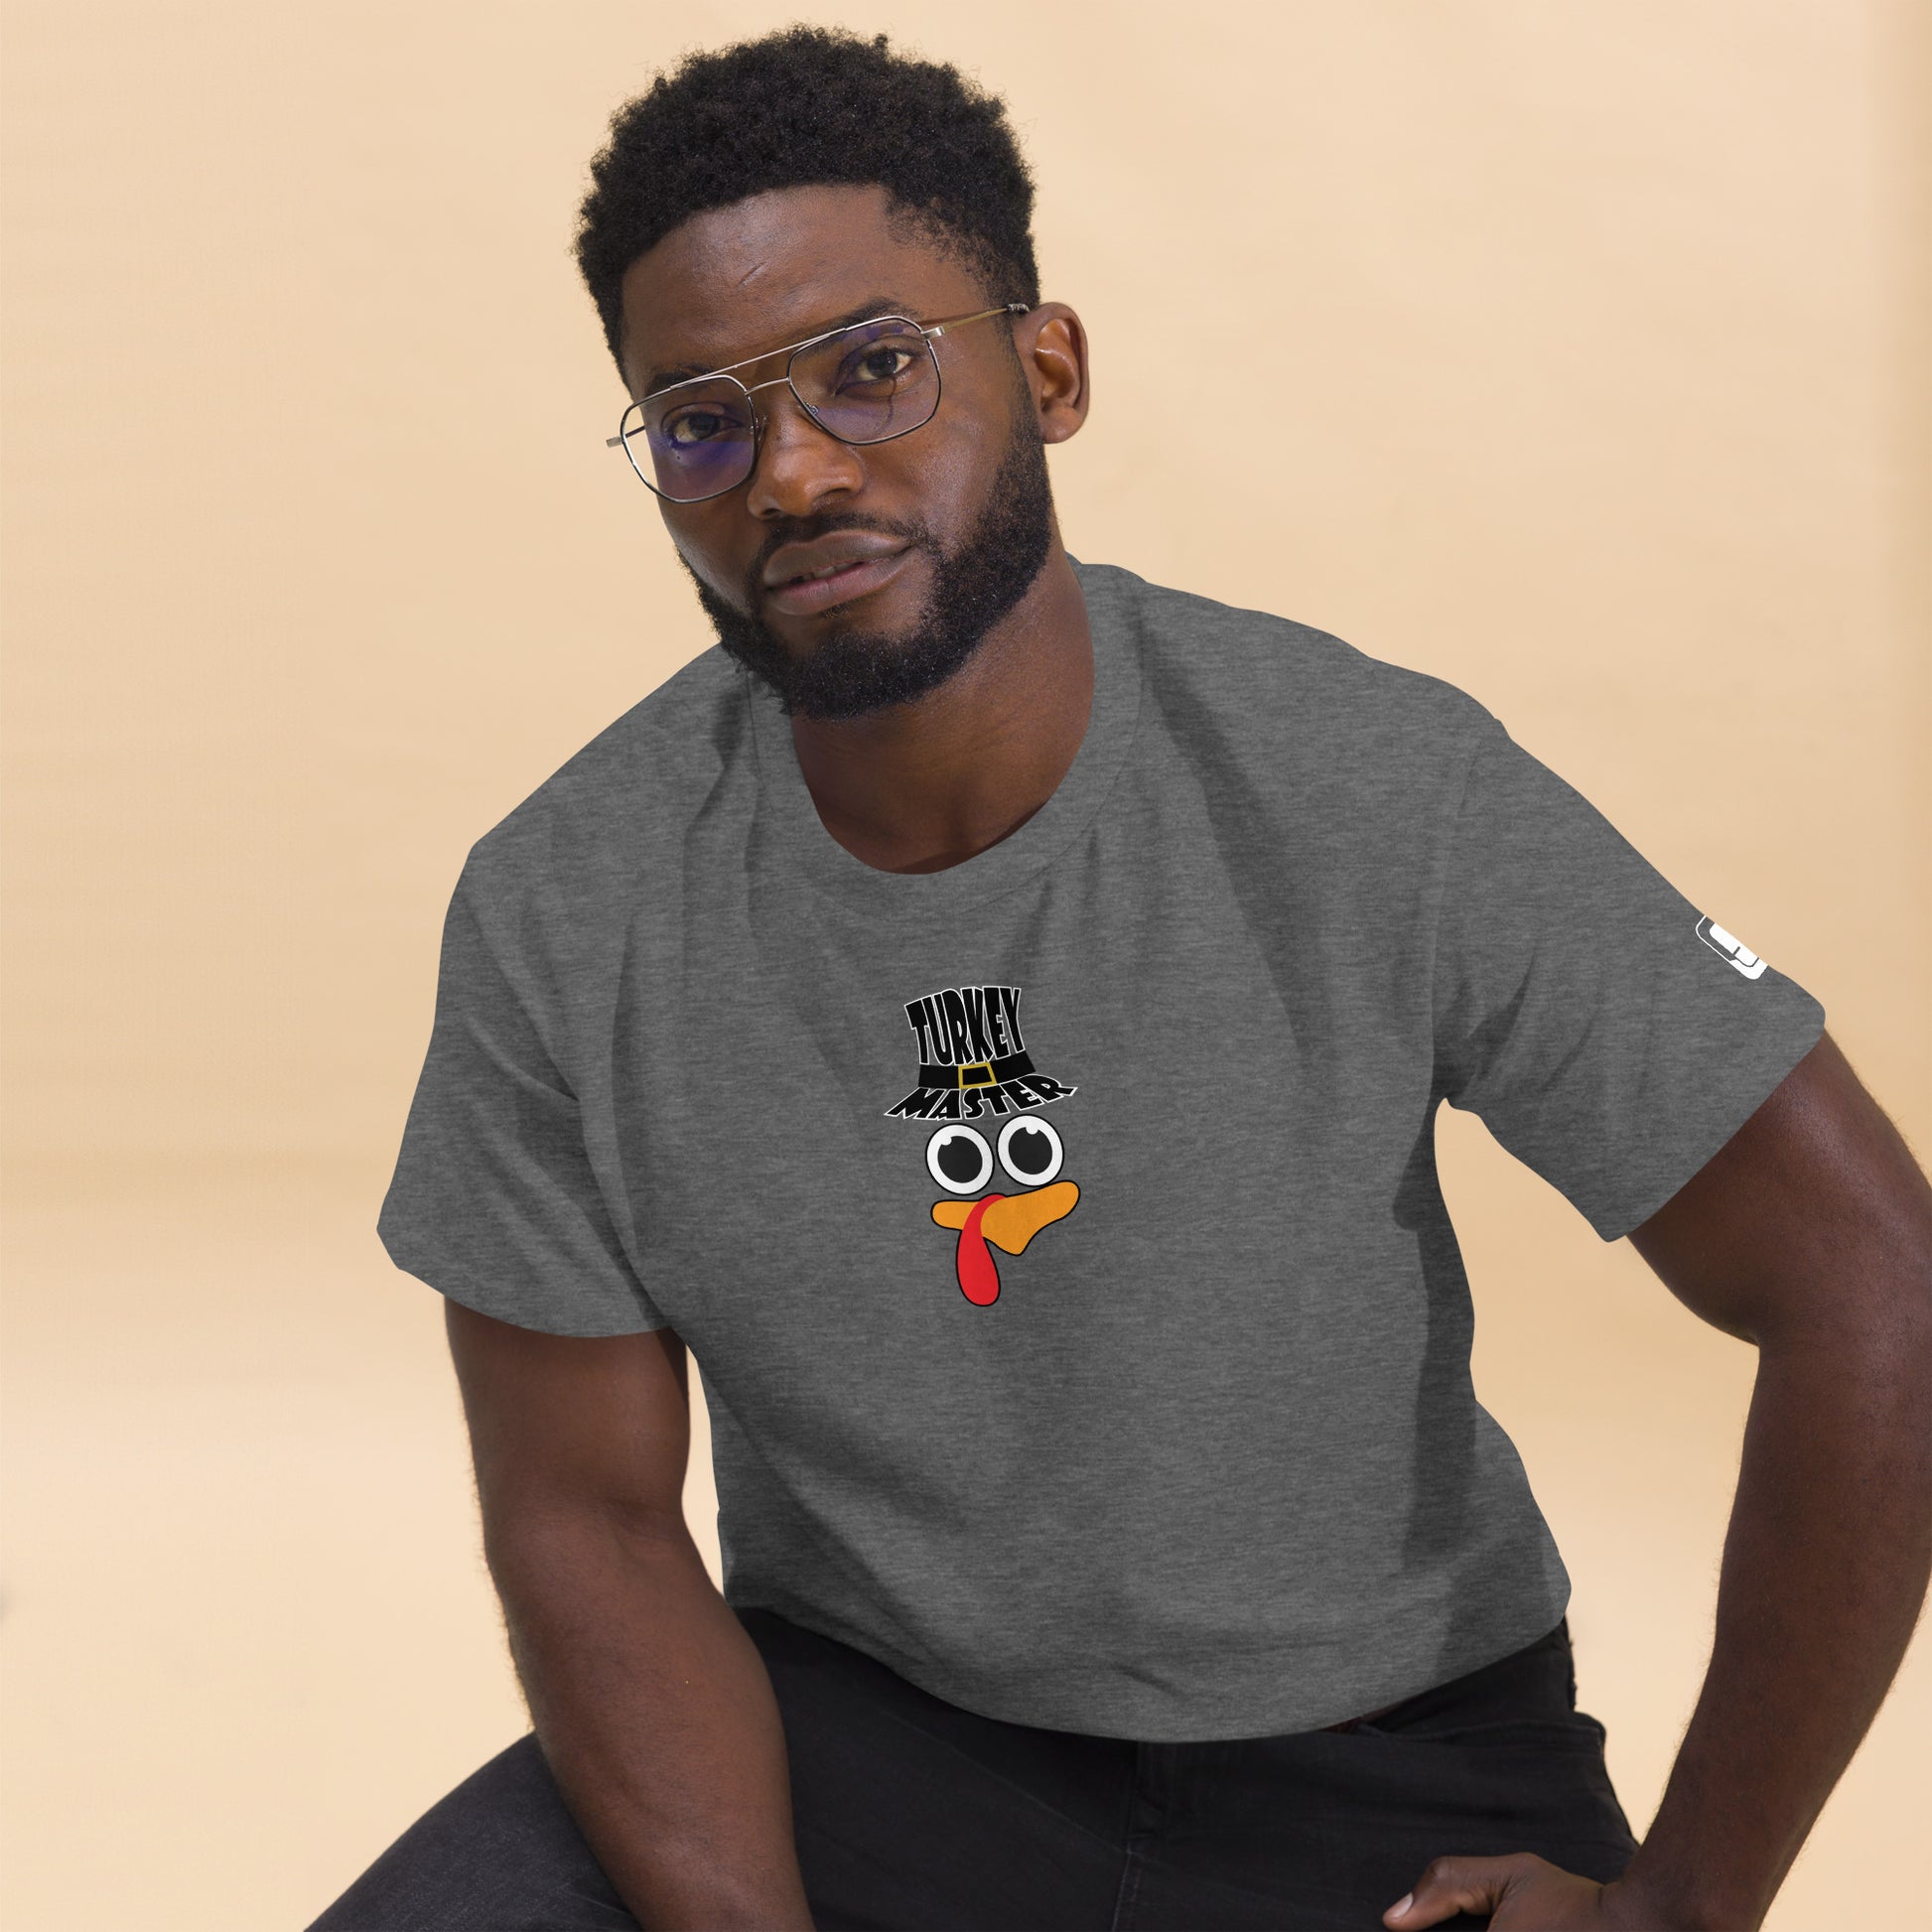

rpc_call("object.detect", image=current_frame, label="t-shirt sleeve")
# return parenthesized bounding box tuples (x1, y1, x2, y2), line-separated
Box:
(1431, 713, 1826, 1243)
(376, 856, 671, 1336)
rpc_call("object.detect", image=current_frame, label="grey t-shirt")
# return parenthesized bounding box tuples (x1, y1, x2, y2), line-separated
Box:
(377, 557, 1825, 1740)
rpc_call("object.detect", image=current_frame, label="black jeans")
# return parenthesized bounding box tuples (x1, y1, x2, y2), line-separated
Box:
(307, 1608, 1637, 1931)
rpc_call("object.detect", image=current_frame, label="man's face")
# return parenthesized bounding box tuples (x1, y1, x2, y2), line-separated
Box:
(617, 185, 1064, 719)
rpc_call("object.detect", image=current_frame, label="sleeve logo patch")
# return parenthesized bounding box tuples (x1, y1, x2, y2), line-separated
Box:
(1696, 915, 1768, 979)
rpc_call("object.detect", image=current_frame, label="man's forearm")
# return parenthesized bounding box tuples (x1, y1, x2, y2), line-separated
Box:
(1615, 1317, 1932, 1930)
(487, 1506, 815, 1931)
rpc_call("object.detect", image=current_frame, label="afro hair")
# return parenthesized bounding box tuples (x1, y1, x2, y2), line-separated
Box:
(572, 26, 1040, 382)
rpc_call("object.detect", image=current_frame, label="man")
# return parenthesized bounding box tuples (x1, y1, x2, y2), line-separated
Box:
(311, 27, 1932, 1932)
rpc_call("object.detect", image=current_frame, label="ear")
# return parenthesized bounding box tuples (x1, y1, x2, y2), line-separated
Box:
(1017, 303, 1090, 444)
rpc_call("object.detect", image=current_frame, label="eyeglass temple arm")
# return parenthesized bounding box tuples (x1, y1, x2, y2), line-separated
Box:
(925, 301, 1032, 339)
(606, 302, 1032, 445)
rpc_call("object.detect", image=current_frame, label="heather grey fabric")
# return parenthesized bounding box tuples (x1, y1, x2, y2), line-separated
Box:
(376, 558, 1824, 1740)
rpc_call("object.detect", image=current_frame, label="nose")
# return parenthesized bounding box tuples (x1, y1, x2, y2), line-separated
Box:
(744, 385, 867, 522)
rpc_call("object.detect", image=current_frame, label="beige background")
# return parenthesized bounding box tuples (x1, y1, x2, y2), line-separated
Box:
(3, 2, 1927, 1927)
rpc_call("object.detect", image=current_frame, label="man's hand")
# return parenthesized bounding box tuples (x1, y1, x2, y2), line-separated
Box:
(1384, 1856, 1670, 1929)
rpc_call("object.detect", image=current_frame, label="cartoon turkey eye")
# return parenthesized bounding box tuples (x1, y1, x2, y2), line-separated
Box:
(926, 1124, 993, 1195)
(997, 1114, 1063, 1186)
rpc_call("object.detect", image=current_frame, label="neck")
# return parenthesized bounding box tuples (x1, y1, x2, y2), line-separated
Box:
(787, 542, 1093, 875)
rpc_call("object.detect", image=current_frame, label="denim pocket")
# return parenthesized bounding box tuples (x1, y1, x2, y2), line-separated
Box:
(1391, 1723, 1614, 1753)
(1354, 1710, 1609, 1754)
(1347, 1705, 1638, 1861)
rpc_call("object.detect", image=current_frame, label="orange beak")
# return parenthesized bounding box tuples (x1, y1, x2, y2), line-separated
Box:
(930, 1180, 1079, 1306)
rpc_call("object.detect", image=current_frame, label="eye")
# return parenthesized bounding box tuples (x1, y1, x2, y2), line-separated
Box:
(997, 1115, 1063, 1186)
(657, 397, 750, 448)
(836, 341, 921, 391)
(926, 1124, 993, 1195)
(663, 409, 731, 447)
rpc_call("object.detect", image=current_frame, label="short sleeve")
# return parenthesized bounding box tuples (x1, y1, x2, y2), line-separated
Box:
(1431, 716, 1826, 1242)
(376, 858, 670, 1336)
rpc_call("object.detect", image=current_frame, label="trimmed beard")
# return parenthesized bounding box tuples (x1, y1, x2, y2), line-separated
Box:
(681, 412, 1056, 721)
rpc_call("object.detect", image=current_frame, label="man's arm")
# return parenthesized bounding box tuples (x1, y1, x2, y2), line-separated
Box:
(1389, 1029, 1932, 1931)
(1609, 1031, 1932, 1928)
(444, 1302, 816, 1931)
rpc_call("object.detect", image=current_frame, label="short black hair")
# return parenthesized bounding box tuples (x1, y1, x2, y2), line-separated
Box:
(572, 26, 1040, 383)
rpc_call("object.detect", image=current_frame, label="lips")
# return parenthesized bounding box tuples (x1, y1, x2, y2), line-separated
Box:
(930, 1180, 1079, 1307)
(760, 533, 911, 618)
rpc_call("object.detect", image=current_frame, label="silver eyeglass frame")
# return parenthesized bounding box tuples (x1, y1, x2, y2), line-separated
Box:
(605, 302, 1031, 503)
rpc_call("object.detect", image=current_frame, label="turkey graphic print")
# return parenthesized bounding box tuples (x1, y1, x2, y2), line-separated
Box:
(883, 985, 1079, 1307)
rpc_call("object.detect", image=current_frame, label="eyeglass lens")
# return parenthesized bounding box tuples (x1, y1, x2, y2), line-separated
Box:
(621, 318, 941, 501)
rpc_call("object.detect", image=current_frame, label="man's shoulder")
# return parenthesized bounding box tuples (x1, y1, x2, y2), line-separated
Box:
(460, 641, 746, 904)
(1086, 559, 1494, 759)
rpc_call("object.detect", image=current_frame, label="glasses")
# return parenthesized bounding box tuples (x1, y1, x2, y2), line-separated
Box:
(606, 303, 1030, 503)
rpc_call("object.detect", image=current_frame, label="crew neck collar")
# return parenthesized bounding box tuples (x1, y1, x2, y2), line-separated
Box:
(746, 557, 1144, 916)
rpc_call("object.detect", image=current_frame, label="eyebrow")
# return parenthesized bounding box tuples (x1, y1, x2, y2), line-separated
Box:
(641, 297, 917, 398)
